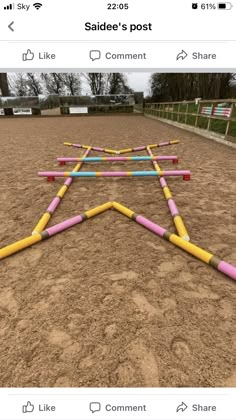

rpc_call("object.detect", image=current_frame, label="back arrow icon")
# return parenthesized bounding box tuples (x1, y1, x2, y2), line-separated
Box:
(8, 21, 14, 32)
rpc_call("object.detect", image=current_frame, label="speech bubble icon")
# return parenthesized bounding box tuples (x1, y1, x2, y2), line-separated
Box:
(89, 402, 101, 413)
(89, 50, 101, 61)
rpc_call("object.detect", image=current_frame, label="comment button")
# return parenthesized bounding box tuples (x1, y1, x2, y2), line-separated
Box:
(89, 50, 101, 61)
(89, 402, 101, 413)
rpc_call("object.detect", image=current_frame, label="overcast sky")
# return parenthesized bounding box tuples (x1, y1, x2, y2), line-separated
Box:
(82, 72, 152, 95)
(127, 73, 151, 95)
(6, 72, 152, 96)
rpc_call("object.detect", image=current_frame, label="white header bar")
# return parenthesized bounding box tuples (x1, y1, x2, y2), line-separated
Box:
(0, 0, 235, 70)
(0, 0, 235, 42)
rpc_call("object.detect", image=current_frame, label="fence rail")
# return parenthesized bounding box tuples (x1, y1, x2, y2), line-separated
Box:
(144, 99, 236, 141)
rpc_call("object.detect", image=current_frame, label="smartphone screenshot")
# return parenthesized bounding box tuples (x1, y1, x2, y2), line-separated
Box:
(0, 1, 235, 419)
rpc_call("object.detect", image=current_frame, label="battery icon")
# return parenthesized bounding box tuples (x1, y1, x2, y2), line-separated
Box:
(218, 2, 233, 8)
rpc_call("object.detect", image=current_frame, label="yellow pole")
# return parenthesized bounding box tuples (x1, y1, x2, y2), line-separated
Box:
(32, 213, 51, 234)
(104, 149, 118, 154)
(118, 148, 133, 154)
(112, 201, 135, 219)
(147, 144, 158, 148)
(169, 234, 213, 264)
(0, 234, 42, 260)
(85, 202, 113, 218)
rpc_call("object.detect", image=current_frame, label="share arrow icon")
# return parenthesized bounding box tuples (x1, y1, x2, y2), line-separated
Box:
(176, 50, 188, 60)
(176, 402, 188, 412)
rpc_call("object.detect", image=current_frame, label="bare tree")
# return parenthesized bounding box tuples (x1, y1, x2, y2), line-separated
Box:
(61, 73, 81, 96)
(84, 73, 105, 95)
(13, 74, 29, 96)
(41, 73, 65, 95)
(84, 73, 133, 95)
(106, 73, 133, 94)
(26, 73, 43, 96)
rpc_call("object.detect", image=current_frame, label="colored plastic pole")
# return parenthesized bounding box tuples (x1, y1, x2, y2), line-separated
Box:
(32, 147, 91, 234)
(38, 170, 191, 178)
(112, 202, 236, 281)
(0, 202, 112, 260)
(1, 201, 235, 281)
(64, 142, 118, 154)
(0, 234, 43, 260)
(57, 156, 178, 163)
(147, 140, 179, 149)
(119, 141, 180, 153)
(133, 146, 147, 152)
(45, 202, 113, 237)
(63, 140, 180, 154)
(146, 146, 190, 241)
(118, 148, 134, 154)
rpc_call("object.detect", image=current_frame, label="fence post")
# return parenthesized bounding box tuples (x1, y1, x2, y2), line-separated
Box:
(177, 103, 181, 122)
(207, 102, 213, 131)
(185, 103, 189, 124)
(160, 103, 163, 117)
(195, 102, 200, 127)
(225, 103, 234, 137)
(207, 117, 211, 131)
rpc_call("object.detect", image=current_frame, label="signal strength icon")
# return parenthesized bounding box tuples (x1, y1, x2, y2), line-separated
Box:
(4, 3, 14, 10)
(33, 2, 42, 9)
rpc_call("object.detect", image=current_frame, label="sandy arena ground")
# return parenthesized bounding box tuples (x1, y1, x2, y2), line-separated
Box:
(0, 115, 235, 388)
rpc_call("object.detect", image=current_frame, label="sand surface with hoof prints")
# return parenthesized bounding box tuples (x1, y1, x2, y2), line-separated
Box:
(0, 115, 235, 387)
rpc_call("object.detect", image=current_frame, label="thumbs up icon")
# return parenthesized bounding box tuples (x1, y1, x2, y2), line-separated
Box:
(22, 49, 35, 61)
(22, 401, 34, 413)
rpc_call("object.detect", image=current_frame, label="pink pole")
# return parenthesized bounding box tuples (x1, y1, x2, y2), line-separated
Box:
(135, 215, 167, 237)
(218, 261, 236, 280)
(133, 146, 146, 151)
(92, 147, 104, 152)
(162, 170, 190, 176)
(64, 178, 73, 187)
(46, 215, 84, 236)
(168, 199, 179, 216)
(159, 178, 167, 188)
(47, 197, 61, 213)
(71, 143, 82, 148)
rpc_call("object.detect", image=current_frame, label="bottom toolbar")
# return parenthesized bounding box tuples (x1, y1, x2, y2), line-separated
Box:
(1, 388, 235, 420)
